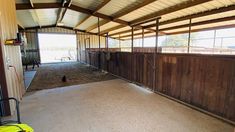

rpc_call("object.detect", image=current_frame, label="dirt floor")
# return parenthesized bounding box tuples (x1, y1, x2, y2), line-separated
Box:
(28, 62, 116, 91)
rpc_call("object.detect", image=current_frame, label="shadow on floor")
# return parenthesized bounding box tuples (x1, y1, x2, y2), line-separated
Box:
(27, 62, 116, 91)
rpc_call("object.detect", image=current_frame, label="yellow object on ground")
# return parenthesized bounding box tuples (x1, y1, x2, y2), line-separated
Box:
(0, 124, 34, 132)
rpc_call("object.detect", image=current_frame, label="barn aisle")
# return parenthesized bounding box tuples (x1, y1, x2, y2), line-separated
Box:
(28, 62, 116, 91)
(19, 79, 233, 132)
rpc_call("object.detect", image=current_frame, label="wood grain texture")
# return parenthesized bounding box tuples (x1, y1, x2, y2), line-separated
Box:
(0, 0, 25, 115)
(80, 49, 235, 122)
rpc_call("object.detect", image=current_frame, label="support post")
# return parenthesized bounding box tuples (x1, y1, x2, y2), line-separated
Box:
(106, 33, 109, 71)
(131, 27, 134, 53)
(153, 18, 160, 92)
(75, 30, 79, 62)
(98, 17, 101, 69)
(98, 17, 101, 50)
(106, 33, 109, 52)
(142, 28, 144, 48)
(131, 26, 134, 82)
(187, 18, 192, 53)
(213, 30, 217, 54)
(119, 34, 121, 50)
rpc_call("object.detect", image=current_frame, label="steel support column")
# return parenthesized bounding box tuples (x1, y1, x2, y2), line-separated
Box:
(98, 17, 101, 69)
(142, 28, 144, 48)
(131, 27, 134, 82)
(187, 18, 192, 53)
(131, 27, 134, 52)
(213, 30, 217, 54)
(153, 18, 160, 92)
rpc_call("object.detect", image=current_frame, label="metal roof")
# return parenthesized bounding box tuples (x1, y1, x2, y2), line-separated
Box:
(15, 0, 235, 39)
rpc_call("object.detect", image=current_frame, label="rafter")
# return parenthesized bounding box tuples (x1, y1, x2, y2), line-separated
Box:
(74, 0, 111, 29)
(100, 25, 126, 35)
(122, 24, 235, 40)
(96, 0, 213, 36)
(109, 27, 160, 36)
(29, 0, 34, 8)
(110, 4, 235, 36)
(113, 0, 157, 20)
(56, 0, 72, 26)
(86, 0, 157, 34)
(74, 16, 90, 29)
(160, 15, 235, 31)
(165, 24, 235, 35)
(15, 0, 231, 36)
(144, 4, 235, 28)
(16, 3, 62, 10)
(93, 0, 111, 14)
(16, 3, 129, 25)
(56, 0, 66, 25)
(130, 0, 213, 26)
(119, 15, 235, 39)
(86, 20, 110, 32)
(109, 28, 139, 36)
(69, 4, 129, 26)
(28, 0, 41, 28)
(17, 20, 25, 29)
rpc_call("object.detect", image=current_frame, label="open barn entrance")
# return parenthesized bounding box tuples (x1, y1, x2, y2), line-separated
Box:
(38, 33, 77, 63)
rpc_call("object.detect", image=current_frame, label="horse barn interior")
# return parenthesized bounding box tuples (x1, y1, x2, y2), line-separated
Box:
(0, 0, 235, 131)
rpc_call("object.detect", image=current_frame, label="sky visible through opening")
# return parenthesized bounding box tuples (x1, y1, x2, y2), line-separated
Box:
(112, 27, 235, 54)
(38, 33, 77, 63)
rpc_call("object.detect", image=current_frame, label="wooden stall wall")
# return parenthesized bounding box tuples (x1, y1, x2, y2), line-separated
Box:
(81, 50, 235, 122)
(154, 54, 235, 122)
(0, 0, 25, 115)
(76, 32, 106, 65)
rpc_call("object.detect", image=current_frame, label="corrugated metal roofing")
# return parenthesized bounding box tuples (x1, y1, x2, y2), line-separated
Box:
(72, 0, 103, 11)
(62, 9, 88, 28)
(35, 9, 58, 26)
(160, 0, 235, 22)
(16, 10, 38, 27)
(77, 16, 103, 30)
(98, 0, 144, 16)
(90, 21, 120, 33)
(109, 26, 132, 34)
(119, 0, 188, 21)
(15, 0, 235, 37)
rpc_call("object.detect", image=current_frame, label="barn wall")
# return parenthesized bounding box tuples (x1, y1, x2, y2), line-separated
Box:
(23, 28, 113, 64)
(22, 27, 77, 64)
(0, 0, 25, 115)
(80, 48, 235, 122)
(76, 32, 106, 63)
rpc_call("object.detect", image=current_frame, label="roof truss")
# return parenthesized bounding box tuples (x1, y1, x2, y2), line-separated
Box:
(111, 4, 235, 36)
(74, 0, 111, 29)
(130, 0, 213, 26)
(16, 0, 235, 38)
(56, 0, 71, 25)
(119, 15, 235, 39)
